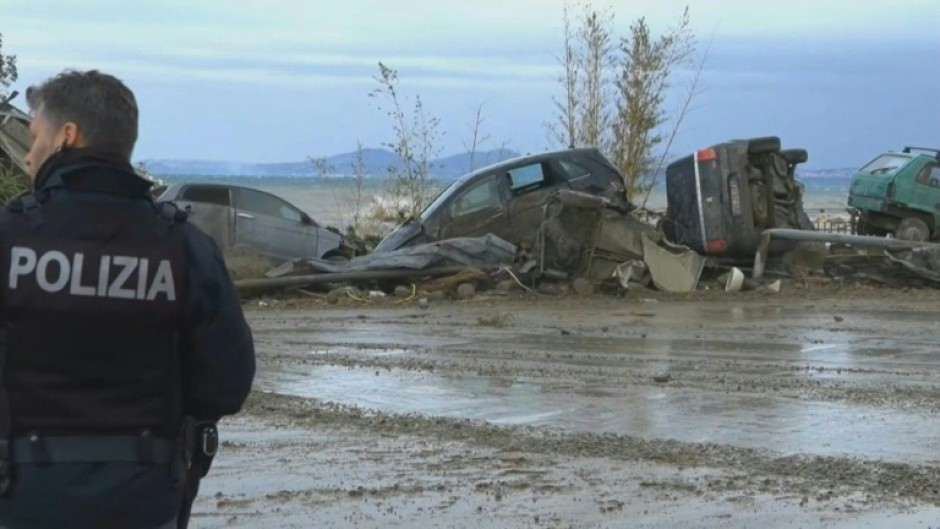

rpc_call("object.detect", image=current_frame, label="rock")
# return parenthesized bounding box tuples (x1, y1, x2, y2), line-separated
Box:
(394, 285, 412, 298)
(572, 278, 594, 296)
(833, 315, 844, 323)
(457, 283, 477, 300)
(428, 291, 447, 302)
(418, 298, 430, 309)
(652, 373, 672, 383)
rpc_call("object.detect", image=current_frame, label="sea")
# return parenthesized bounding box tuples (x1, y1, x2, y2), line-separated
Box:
(153, 171, 855, 230)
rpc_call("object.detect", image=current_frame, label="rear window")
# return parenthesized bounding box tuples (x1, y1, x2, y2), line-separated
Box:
(860, 154, 910, 177)
(558, 160, 591, 180)
(180, 185, 231, 206)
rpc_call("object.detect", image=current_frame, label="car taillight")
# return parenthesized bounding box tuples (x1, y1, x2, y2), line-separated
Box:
(705, 239, 727, 254)
(697, 148, 717, 162)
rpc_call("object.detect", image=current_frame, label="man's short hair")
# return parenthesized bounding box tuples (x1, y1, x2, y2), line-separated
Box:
(26, 69, 139, 159)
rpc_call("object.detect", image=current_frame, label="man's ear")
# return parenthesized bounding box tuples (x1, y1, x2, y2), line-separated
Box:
(58, 121, 81, 149)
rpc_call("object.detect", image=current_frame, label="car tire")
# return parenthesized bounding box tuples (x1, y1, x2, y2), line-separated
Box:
(780, 148, 808, 165)
(747, 136, 782, 155)
(895, 217, 930, 242)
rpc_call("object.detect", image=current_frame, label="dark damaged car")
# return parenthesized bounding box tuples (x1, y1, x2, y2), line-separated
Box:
(373, 148, 630, 253)
(662, 136, 812, 259)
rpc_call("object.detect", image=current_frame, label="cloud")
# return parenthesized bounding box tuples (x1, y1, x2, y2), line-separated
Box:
(4, 0, 937, 167)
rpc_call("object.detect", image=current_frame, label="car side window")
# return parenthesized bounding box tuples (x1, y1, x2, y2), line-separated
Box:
(449, 176, 501, 217)
(922, 163, 940, 187)
(558, 160, 591, 180)
(237, 189, 303, 222)
(180, 185, 231, 206)
(507, 163, 547, 192)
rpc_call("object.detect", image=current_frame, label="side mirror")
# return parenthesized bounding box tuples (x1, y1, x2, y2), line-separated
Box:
(301, 213, 314, 225)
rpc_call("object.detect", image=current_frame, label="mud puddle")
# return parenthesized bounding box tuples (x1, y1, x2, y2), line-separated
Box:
(254, 363, 940, 464)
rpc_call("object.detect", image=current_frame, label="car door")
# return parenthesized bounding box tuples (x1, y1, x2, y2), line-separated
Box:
(913, 161, 940, 214)
(505, 161, 565, 249)
(438, 174, 511, 241)
(172, 184, 236, 250)
(233, 187, 319, 260)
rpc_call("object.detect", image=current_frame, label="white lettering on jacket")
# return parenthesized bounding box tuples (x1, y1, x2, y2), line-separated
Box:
(8, 246, 176, 301)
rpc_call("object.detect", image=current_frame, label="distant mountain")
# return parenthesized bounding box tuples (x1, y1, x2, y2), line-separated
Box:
(143, 148, 521, 178)
(142, 148, 853, 181)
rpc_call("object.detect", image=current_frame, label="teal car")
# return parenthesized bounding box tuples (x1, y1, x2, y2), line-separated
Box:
(848, 147, 940, 241)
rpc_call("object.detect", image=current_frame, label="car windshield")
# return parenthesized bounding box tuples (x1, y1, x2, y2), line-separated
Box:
(419, 179, 460, 222)
(859, 154, 910, 176)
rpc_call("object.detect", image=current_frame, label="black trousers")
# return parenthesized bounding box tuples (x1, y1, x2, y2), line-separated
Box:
(0, 462, 180, 528)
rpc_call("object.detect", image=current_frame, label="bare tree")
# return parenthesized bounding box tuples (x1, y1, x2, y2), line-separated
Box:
(546, 2, 616, 151)
(576, 5, 616, 150)
(548, 3, 699, 202)
(496, 140, 512, 162)
(546, 2, 581, 148)
(349, 139, 369, 231)
(369, 62, 442, 220)
(462, 102, 492, 172)
(639, 29, 713, 210)
(611, 7, 695, 199)
(0, 33, 17, 99)
(310, 156, 346, 231)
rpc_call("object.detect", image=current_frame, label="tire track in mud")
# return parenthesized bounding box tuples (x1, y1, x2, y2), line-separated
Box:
(243, 391, 940, 507)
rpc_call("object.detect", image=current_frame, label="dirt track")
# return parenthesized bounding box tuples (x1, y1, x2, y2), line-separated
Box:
(191, 286, 940, 528)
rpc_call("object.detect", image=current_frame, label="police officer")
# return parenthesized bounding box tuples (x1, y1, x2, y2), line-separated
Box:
(0, 70, 256, 528)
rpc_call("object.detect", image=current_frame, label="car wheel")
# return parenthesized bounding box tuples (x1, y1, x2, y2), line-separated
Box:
(895, 217, 930, 242)
(747, 136, 782, 155)
(781, 149, 808, 165)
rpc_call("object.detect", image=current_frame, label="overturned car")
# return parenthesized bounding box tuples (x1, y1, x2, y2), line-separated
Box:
(661, 136, 813, 260)
(373, 148, 630, 253)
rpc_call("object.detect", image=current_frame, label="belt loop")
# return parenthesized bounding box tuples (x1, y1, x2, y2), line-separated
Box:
(137, 430, 154, 464)
(28, 433, 51, 466)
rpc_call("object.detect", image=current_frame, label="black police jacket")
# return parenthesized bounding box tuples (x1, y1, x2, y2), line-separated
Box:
(0, 151, 255, 438)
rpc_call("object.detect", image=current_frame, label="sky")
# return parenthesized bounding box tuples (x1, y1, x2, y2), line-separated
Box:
(2, 0, 939, 169)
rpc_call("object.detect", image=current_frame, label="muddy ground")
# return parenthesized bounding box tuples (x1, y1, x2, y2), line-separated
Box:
(191, 284, 940, 528)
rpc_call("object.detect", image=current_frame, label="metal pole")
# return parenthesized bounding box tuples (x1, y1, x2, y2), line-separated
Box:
(751, 229, 938, 279)
(234, 266, 472, 293)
